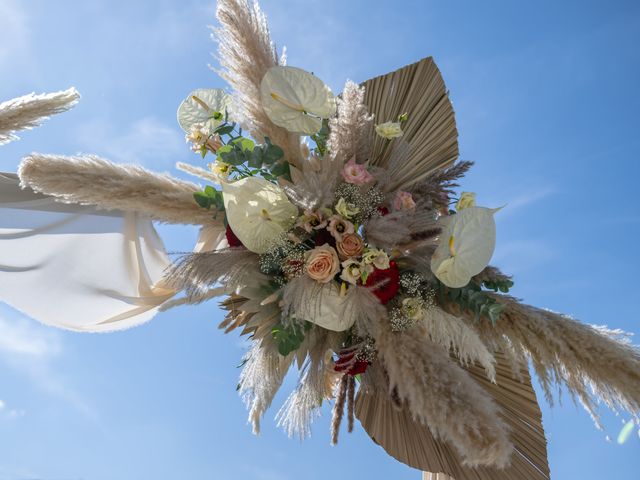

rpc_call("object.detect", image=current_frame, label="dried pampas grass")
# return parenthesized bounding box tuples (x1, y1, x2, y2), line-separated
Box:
(165, 249, 260, 301)
(376, 321, 513, 467)
(327, 80, 374, 164)
(468, 296, 640, 426)
(422, 307, 496, 381)
(215, 0, 302, 168)
(0, 88, 80, 145)
(239, 341, 292, 434)
(18, 154, 215, 225)
(275, 330, 334, 439)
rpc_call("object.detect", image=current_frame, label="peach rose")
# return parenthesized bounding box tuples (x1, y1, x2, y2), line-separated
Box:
(336, 233, 364, 260)
(305, 244, 340, 283)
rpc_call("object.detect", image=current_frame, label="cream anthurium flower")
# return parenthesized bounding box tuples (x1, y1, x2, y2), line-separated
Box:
(177, 88, 232, 133)
(296, 282, 356, 332)
(260, 66, 336, 135)
(222, 176, 298, 254)
(430, 207, 499, 288)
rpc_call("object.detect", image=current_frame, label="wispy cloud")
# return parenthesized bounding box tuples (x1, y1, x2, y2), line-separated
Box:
(492, 238, 556, 274)
(74, 116, 185, 169)
(0, 0, 31, 73)
(0, 398, 26, 421)
(0, 311, 95, 419)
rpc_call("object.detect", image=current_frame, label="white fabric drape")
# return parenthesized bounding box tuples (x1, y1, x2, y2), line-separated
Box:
(0, 173, 176, 332)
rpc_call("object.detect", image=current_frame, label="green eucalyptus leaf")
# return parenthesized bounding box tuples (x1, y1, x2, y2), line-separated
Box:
(194, 192, 211, 209)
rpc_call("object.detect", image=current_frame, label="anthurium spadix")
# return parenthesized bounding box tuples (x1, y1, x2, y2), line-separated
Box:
(260, 66, 336, 135)
(431, 206, 499, 288)
(177, 88, 231, 133)
(222, 176, 297, 254)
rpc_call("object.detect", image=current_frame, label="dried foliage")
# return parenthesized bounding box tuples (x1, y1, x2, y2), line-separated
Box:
(375, 321, 513, 467)
(422, 307, 496, 380)
(239, 341, 293, 434)
(165, 249, 261, 301)
(0, 88, 79, 145)
(18, 154, 215, 225)
(465, 296, 640, 425)
(327, 80, 374, 164)
(215, 0, 302, 167)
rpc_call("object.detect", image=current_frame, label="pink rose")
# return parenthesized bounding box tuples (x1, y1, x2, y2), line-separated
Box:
(336, 233, 364, 260)
(305, 244, 340, 283)
(341, 156, 374, 185)
(393, 191, 416, 211)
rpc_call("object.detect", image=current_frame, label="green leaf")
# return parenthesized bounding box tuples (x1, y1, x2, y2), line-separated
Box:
(193, 192, 211, 209)
(219, 146, 246, 166)
(235, 137, 255, 152)
(269, 161, 291, 180)
(263, 144, 284, 165)
(216, 144, 233, 155)
(247, 148, 264, 169)
(215, 123, 235, 136)
(271, 321, 311, 356)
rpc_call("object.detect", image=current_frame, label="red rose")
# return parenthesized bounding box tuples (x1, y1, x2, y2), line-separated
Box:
(226, 224, 244, 247)
(365, 261, 400, 304)
(314, 228, 336, 248)
(377, 206, 390, 216)
(335, 352, 369, 376)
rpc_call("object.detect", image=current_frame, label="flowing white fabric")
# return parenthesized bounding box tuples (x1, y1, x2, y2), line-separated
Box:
(0, 173, 176, 332)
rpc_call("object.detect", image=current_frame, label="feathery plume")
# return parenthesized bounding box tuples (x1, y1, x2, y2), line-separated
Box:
(275, 330, 333, 438)
(239, 341, 293, 434)
(18, 154, 215, 225)
(327, 80, 374, 164)
(0, 88, 80, 145)
(214, 0, 302, 167)
(331, 374, 348, 445)
(176, 161, 220, 183)
(165, 249, 261, 300)
(467, 296, 640, 426)
(422, 307, 496, 381)
(376, 321, 513, 467)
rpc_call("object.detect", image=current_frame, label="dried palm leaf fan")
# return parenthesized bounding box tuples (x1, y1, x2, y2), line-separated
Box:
(1, 1, 639, 479)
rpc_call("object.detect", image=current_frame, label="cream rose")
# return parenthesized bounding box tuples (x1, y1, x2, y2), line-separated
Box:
(456, 192, 476, 210)
(375, 121, 403, 139)
(305, 244, 340, 283)
(336, 233, 364, 259)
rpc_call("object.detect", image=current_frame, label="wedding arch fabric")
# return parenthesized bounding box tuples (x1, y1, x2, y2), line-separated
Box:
(0, 173, 175, 332)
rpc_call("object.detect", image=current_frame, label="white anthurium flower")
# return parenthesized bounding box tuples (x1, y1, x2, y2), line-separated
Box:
(260, 66, 336, 135)
(222, 176, 298, 254)
(296, 283, 356, 332)
(430, 207, 499, 288)
(177, 88, 232, 133)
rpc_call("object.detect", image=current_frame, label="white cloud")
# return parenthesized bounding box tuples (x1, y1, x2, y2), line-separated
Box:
(0, 0, 31, 72)
(0, 312, 95, 419)
(75, 116, 185, 168)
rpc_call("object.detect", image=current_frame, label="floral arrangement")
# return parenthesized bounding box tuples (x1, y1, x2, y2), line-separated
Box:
(3, 1, 640, 479)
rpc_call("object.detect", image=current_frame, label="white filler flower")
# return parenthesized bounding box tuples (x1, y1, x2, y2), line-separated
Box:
(431, 207, 498, 288)
(260, 66, 336, 135)
(177, 88, 231, 133)
(222, 176, 298, 254)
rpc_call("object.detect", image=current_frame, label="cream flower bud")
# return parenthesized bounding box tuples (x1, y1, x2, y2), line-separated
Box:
(375, 121, 403, 139)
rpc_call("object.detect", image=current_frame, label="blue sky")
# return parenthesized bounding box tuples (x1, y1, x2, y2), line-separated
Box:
(1, 0, 639, 478)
